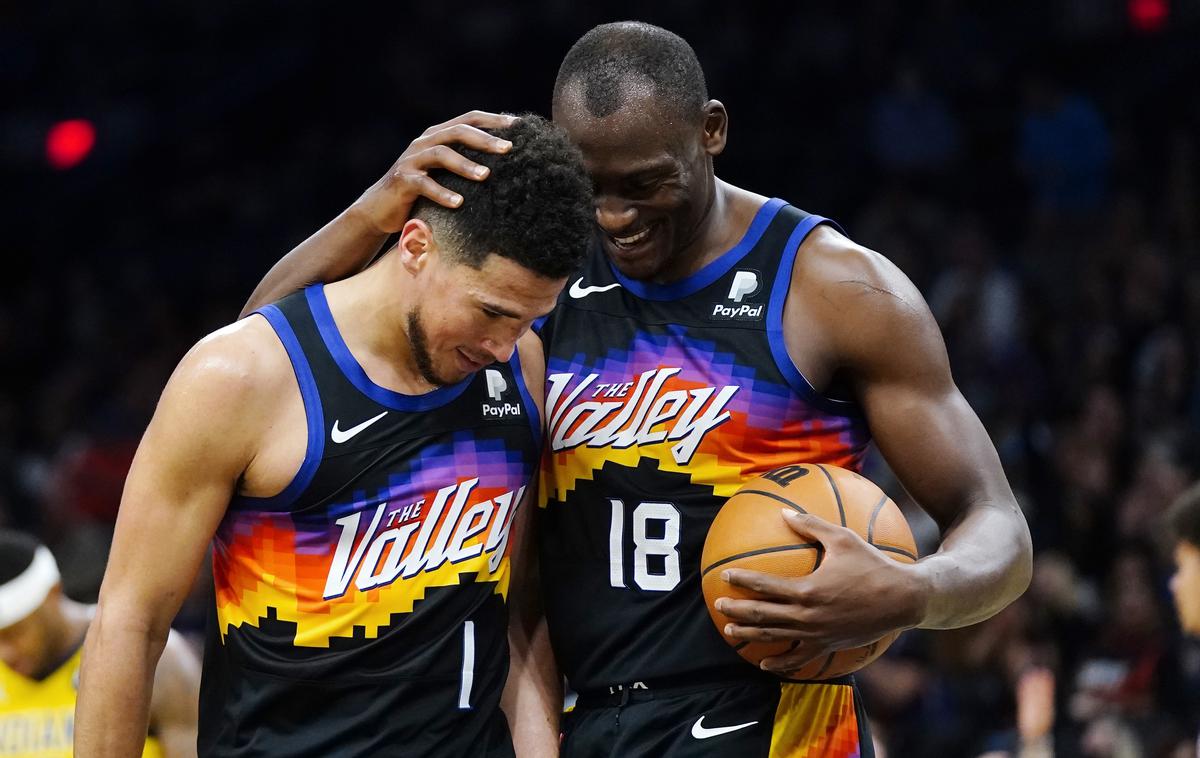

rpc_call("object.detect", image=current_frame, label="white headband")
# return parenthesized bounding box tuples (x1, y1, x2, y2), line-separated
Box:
(0, 546, 60, 629)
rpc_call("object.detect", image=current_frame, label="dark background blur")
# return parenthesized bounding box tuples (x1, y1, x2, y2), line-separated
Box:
(4, 1, 1200, 755)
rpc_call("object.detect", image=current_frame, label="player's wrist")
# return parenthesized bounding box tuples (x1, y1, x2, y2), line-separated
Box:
(897, 559, 934, 630)
(347, 187, 398, 236)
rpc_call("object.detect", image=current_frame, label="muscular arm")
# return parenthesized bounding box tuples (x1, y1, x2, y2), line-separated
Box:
(502, 490, 561, 757)
(239, 111, 518, 318)
(147, 631, 202, 758)
(824, 237, 1032, 629)
(502, 334, 561, 757)
(719, 229, 1032, 667)
(75, 326, 271, 756)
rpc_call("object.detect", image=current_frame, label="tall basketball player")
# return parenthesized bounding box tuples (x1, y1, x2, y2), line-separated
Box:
(74, 114, 594, 757)
(0, 531, 199, 758)
(242, 23, 1034, 758)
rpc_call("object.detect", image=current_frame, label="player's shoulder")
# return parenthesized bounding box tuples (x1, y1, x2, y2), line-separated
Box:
(792, 224, 927, 322)
(176, 315, 291, 395)
(788, 223, 940, 366)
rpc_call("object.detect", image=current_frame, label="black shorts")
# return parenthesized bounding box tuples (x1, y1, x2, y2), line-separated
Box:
(561, 677, 873, 758)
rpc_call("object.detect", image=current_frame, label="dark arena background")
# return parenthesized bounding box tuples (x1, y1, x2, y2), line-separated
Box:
(4, 1, 1200, 755)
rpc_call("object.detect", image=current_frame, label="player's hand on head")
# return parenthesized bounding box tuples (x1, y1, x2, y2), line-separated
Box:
(715, 509, 928, 676)
(353, 110, 518, 234)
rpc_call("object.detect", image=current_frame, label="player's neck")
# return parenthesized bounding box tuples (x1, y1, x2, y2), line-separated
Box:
(651, 179, 766, 284)
(322, 266, 436, 395)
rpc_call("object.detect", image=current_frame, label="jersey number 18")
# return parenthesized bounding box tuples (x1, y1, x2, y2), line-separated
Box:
(608, 499, 681, 591)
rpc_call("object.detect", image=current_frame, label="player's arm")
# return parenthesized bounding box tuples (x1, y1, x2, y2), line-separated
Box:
(719, 230, 1032, 670)
(147, 631, 202, 758)
(239, 111, 518, 317)
(75, 326, 267, 756)
(502, 487, 561, 757)
(502, 334, 562, 757)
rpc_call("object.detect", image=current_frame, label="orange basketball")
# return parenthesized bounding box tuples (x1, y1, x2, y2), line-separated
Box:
(701, 463, 918, 681)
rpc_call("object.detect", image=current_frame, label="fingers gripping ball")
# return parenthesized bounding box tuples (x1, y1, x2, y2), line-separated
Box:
(700, 463, 918, 680)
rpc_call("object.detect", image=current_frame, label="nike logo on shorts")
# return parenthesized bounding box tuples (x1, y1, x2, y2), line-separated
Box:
(330, 411, 388, 443)
(690, 715, 759, 739)
(568, 278, 622, 299)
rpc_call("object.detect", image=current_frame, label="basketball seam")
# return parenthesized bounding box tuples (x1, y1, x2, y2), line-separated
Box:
(874, 544, 918, 561)
(814, 464, 846, 527)
(701, 543, 822, 577)
(736, 489, 808, 513)
(865, 492, 889, 544)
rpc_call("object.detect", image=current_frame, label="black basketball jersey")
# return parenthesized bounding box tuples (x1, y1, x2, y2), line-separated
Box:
(199, 284, 539, 757)
(537, 199, 873, 694)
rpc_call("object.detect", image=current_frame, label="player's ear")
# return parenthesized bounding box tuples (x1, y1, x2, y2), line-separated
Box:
(398, 219, 434, 276)
(701, 100, 728, 157)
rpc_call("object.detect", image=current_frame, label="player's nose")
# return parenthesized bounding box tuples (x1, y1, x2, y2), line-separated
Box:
(594, 195, 636, 234)
(480, 336, 516, 364)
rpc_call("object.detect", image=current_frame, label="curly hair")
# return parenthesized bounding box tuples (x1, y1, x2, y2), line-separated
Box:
(552, 21, 708, 121)
(412, 114, 593, 280)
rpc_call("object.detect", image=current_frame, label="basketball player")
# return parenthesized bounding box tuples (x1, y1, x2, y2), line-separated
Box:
(1168, 483, 1200, 637)
(241, 23, 1033, 758)
(74, 114, 594, 757)
(0, 531, 199, 757)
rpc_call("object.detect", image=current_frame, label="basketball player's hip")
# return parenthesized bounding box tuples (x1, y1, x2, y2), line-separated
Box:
(561, 675, 873, 758)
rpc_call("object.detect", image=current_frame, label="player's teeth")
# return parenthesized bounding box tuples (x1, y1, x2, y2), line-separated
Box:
(615, 228, 650, 245)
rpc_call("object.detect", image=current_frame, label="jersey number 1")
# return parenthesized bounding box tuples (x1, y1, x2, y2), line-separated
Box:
(608, 499, 681, 591)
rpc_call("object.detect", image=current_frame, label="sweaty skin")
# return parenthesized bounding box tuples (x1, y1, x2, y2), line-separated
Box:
(77, 113, 555, 757)
(240, 90, 1032, 740)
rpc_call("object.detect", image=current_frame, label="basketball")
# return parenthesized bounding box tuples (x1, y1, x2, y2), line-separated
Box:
(701, 463, 918, 681)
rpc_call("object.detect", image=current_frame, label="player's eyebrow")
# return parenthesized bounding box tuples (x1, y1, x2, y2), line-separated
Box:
(481, 301, 522, 319)
(477, 296, 556, 319)
(624, 163, 676, 182)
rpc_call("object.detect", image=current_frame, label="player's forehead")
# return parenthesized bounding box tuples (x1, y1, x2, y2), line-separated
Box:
(454, 253, 563, 316)
(555, 86, 687, 174)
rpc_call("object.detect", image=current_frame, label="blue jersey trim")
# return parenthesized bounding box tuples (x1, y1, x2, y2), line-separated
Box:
(306, 284, 473, 411)
(766, 216, 863, 418)
(508, 348, 542, 448)
(606, 198, 786, 301)
(230, 305, 325, 512)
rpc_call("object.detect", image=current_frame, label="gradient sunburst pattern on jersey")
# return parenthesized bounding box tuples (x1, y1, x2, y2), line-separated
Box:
(541, 326, 870, 505)
(214, 431, 531, 648)
(769, 683, 862, 758)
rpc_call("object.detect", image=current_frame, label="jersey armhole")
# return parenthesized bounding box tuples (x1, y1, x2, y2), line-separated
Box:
(229, 306, 325, 512)
(765, 217, 864, 419)
(507, 347, 543, 450)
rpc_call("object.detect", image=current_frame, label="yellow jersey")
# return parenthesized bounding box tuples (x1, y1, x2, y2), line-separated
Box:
(0, 646, 163, 758)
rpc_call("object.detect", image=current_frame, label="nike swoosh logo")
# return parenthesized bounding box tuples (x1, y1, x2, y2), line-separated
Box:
(568, 278, 622, 299)
(691, 716, 759, 740)
(330, 411, 388, 444)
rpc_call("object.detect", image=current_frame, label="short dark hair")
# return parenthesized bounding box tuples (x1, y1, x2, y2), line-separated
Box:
(1168, 482, 1200, 549)
(0, 531, 41, 584)
(553, 21, 708, 120)
(412, 114, 593, 280)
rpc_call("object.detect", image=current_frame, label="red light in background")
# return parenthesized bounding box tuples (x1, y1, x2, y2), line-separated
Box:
(46, 119, 96, 170)
(1129, 0, 1169, 33)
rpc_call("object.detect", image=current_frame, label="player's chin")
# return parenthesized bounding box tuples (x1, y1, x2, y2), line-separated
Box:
(604, 238, 670, 281)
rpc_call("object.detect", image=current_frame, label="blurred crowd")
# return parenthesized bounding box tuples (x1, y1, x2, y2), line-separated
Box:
(3, 1, 1199, 755)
